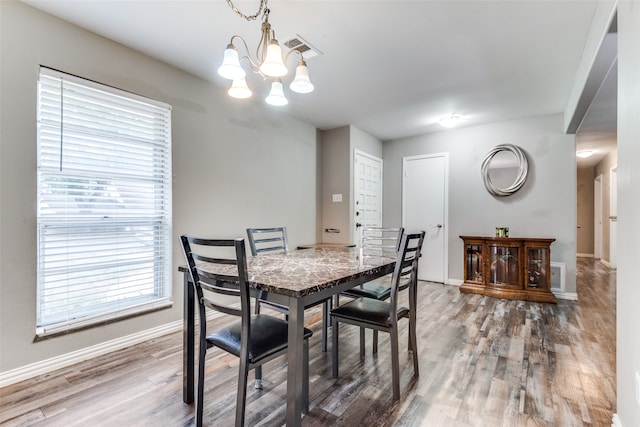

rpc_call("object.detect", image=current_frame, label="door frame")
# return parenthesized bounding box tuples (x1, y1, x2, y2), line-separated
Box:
(401, 152, 449, 284)
(594, 174, 603, 259)
(609, 165, 617, 268)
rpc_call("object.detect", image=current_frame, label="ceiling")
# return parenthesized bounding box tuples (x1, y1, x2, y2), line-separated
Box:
(23, 0, 616, 149)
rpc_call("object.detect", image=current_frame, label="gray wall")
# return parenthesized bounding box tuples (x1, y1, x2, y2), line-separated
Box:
(0, 1, 317, 372)
(617, 2, 640, 425)
(320, 126, 351, 244)
(351, 126, 383, 158)
(576, 166, 595, 255)
(383, 114, 577, 294)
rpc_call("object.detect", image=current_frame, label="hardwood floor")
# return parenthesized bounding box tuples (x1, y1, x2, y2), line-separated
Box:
(0, 257, 616, 426)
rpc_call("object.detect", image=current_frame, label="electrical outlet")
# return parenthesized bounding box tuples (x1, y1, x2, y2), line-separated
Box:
(636, 371, 640, 406)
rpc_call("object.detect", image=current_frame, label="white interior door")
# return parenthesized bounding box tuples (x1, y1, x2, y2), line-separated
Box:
(353, 150, 382, 245)
(402, 153, 448, 283)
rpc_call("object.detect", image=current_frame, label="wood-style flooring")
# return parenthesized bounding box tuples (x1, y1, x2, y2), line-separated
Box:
(0, 257, 616, 426)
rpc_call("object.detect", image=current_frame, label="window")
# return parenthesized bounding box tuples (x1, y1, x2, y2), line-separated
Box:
(36, 67, 172, 336)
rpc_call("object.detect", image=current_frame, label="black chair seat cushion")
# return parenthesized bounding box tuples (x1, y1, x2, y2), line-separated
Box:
(342, 276, 410, 300)
(342, 280, 392, 300)
(331, 297, 409, 328)
(207, 314, 313, 364)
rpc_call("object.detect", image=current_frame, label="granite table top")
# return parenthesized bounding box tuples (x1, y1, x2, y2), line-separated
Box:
(181, 247, 396, 299)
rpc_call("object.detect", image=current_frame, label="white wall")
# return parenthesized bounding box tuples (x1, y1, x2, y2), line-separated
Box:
(383, 114, 577, 294)
(0, 1, 317, 373)
(616, 2, 640, 425)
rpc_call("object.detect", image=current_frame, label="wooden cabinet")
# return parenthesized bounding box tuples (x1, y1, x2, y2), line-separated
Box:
(460, 236, 557, 303)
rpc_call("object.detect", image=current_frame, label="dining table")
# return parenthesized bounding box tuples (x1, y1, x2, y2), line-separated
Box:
(179, 246, 396, 427)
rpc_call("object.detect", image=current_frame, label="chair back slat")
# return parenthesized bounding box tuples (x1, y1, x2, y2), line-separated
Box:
(196, 275, 241, 298)
(197, 268, 241, 287)
(189, 237, 237, 247)
(246, 227, 289, 256)
(180, 235, 252, 326)
(193, 253, 238, 265)
(360, 227, 404, 258)
(202, 299, 242, 316)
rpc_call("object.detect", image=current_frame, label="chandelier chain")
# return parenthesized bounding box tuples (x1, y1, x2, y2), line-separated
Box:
(225, 0, 269, 21)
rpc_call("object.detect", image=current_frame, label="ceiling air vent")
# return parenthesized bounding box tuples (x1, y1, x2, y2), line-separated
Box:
(283, 35, 322, 60)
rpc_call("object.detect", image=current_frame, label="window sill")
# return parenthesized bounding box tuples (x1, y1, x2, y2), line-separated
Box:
(34, 299, 173, 341)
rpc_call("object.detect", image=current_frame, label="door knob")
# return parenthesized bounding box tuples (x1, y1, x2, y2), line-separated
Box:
(356, 223, 362, 228)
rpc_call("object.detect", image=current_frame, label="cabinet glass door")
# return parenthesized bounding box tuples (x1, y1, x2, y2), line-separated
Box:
(527, 247, 548, 290)
(465, 244, 483, 283)
(489, 245, 520, 287)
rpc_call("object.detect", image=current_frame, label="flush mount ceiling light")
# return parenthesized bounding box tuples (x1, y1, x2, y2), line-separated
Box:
(217, 0, 315, 106)
(576, 150, 594, 158)
(438, 114, 462, 128)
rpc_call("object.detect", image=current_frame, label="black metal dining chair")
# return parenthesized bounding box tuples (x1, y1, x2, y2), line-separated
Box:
(180, 235, 313, 427)
(342, 226, 404, 300)
(331, 231, 425, 401)
(245, 227, 291, 318)
(246, 226, 290, 255)
(246, 227, 332, 352)
(339, 226, 405, 355)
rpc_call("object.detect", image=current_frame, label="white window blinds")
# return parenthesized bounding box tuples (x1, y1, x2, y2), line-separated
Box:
(36, 67, 172, 335)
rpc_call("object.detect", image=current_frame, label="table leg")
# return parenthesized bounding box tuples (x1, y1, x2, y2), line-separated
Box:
(183, 273, 194, 403)
(286, 297, 305, 426)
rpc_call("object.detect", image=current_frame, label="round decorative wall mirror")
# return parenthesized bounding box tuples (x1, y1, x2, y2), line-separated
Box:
(481, 144, 528, 197)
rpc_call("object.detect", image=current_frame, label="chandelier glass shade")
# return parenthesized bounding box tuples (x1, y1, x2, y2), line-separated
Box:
(289, 61, 314, 93)
(260, 40, 288, 77)
(265, 79, 288, 106)
(217, 1, 314, 105)
(228, 77, 252, 99)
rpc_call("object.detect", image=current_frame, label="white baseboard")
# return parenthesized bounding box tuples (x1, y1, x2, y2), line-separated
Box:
(0, 310, 224, 388)
(447, 279, 463, 286)
(577, 253, 594, 258)
(552, 291, 578, 301)
(0, 320, 180, 388)
(601, 258, 617, 269)
(612, 413, 623, 427)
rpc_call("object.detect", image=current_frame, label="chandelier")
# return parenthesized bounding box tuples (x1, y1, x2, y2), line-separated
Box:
(217, 0, 315, 106)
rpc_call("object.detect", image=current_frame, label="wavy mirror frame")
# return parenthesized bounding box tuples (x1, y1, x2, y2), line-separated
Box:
(481, 144, 529, 197)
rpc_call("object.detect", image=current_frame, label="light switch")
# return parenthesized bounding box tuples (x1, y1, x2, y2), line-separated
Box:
(332, 193, 342, 202)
